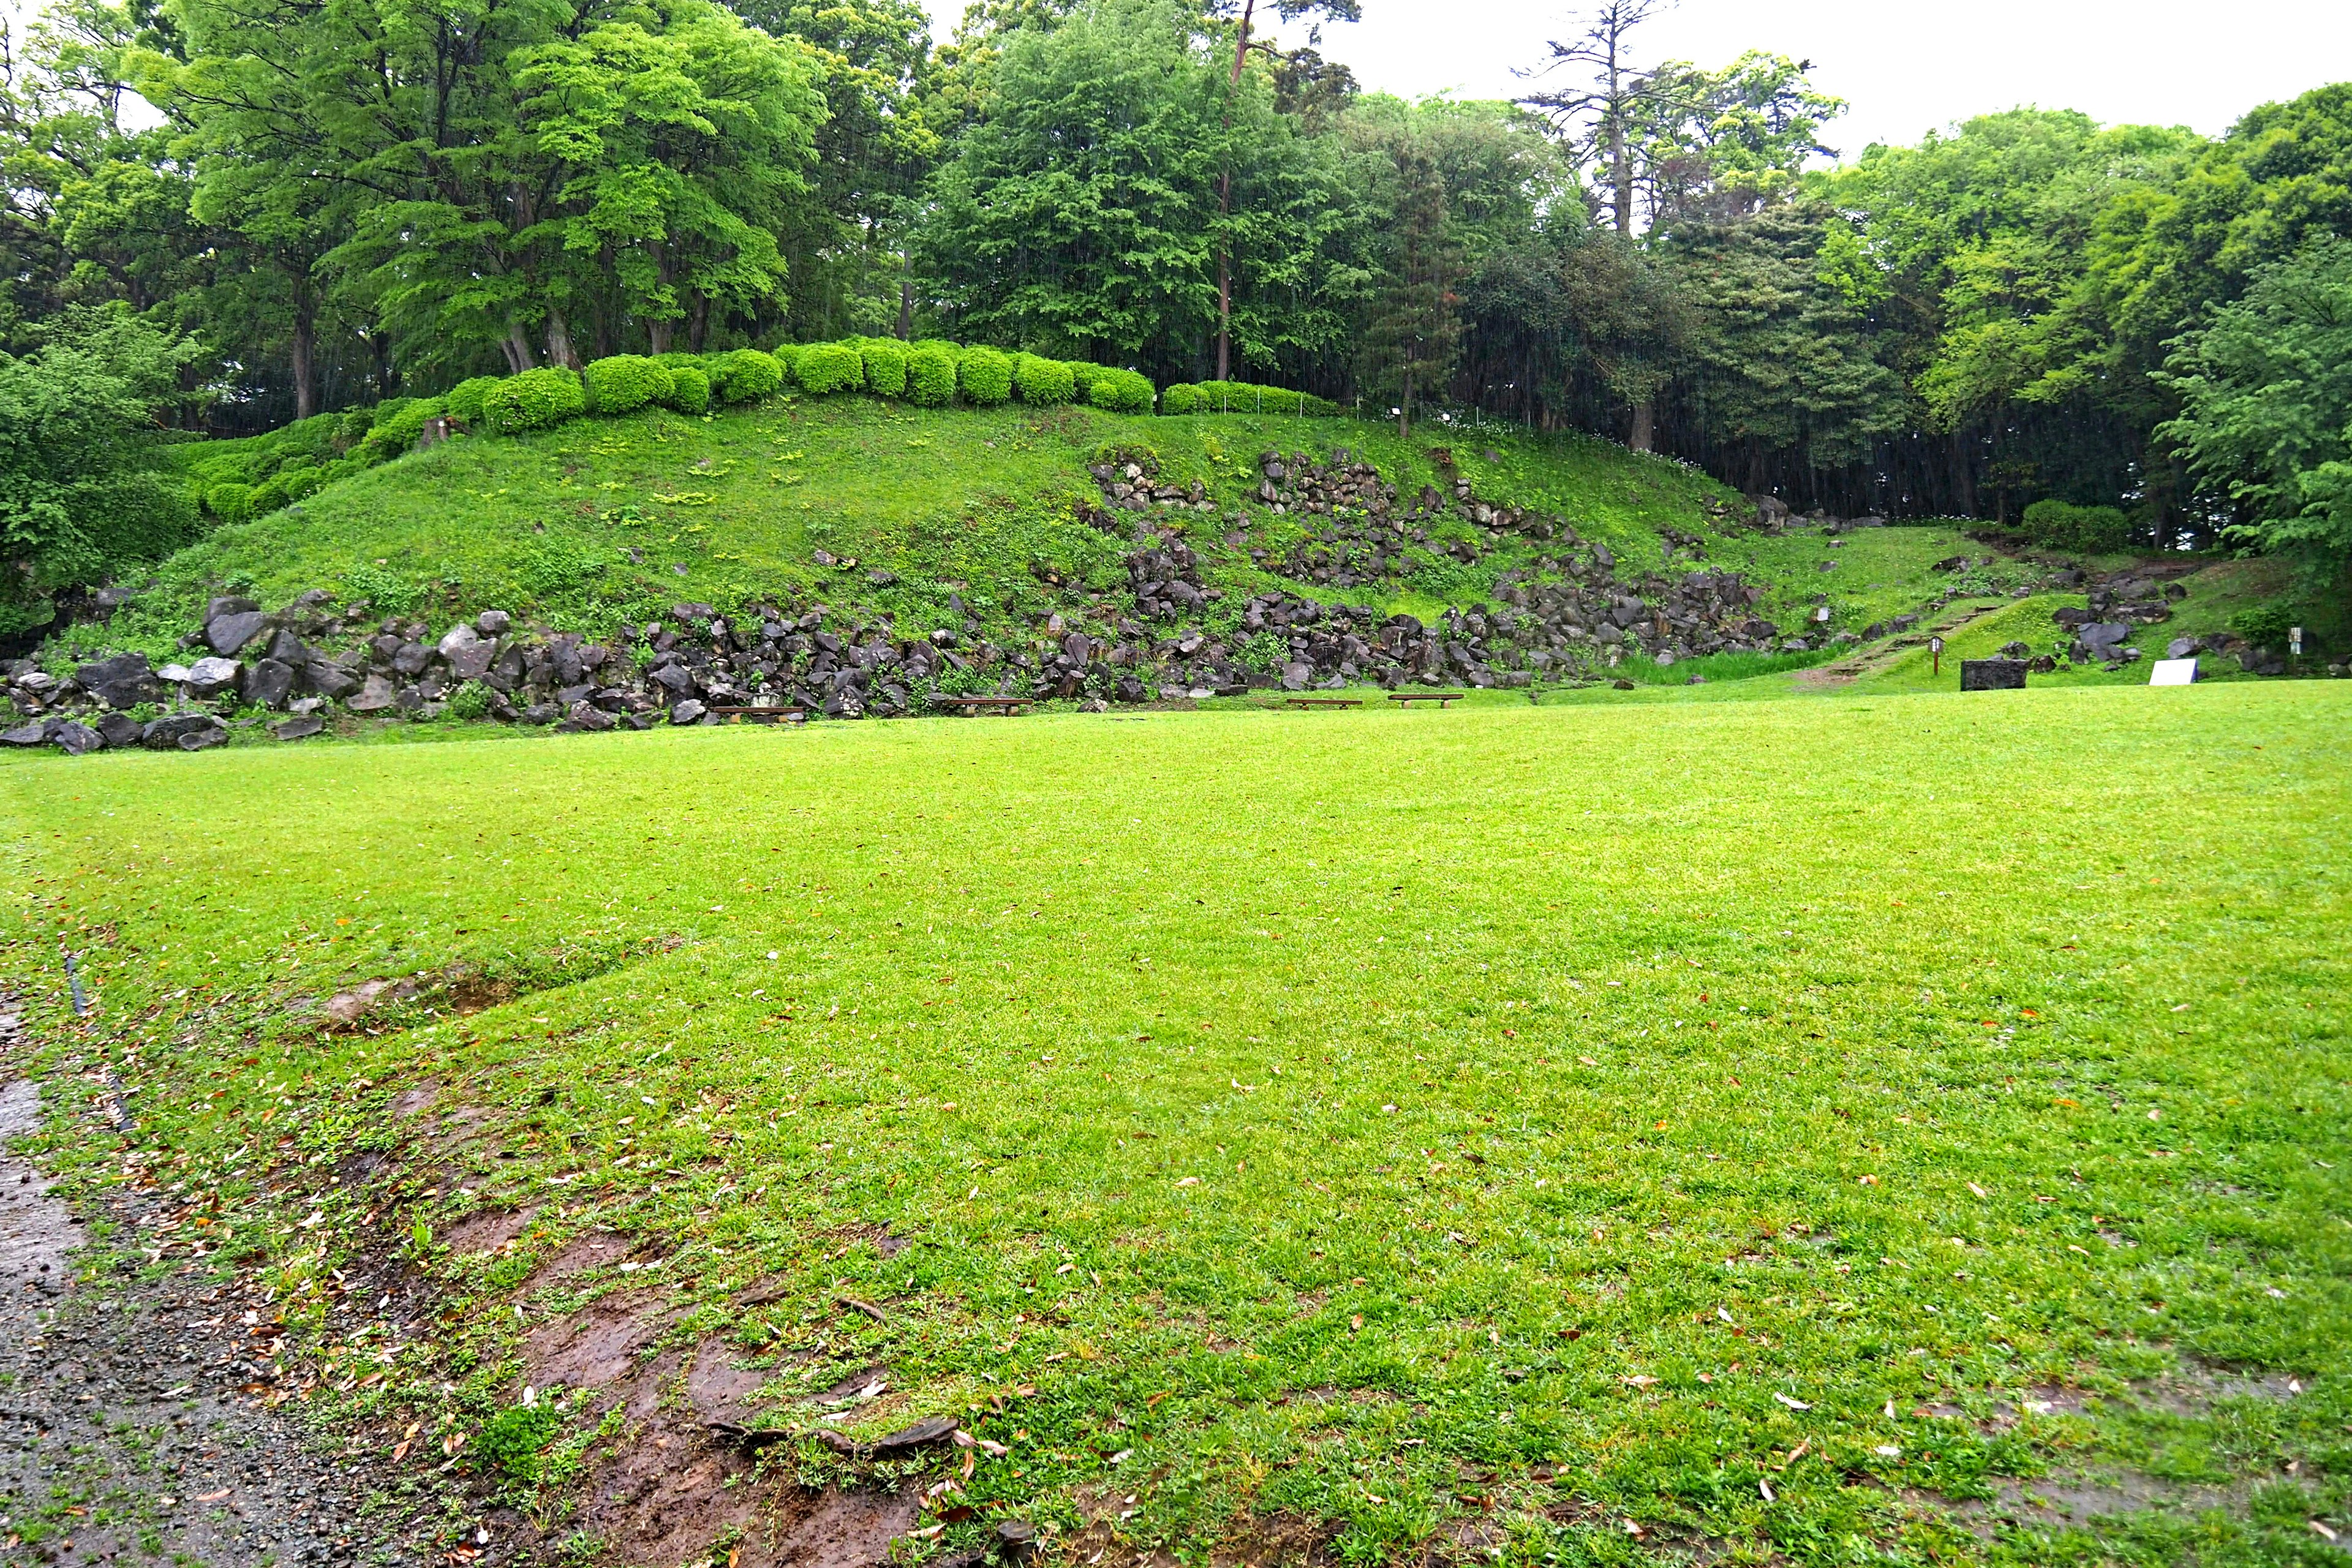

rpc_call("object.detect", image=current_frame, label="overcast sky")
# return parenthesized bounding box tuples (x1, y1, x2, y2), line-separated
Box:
(922, 0, 2352, 155)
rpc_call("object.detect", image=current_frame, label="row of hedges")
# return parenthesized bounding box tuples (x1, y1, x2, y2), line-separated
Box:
(1163, 381, 1340, 417)
(2016, 499, 2138, 554)
(196, 341, 1329, 526)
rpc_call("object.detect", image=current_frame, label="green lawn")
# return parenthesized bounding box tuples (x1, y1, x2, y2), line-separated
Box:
(5, 682, 2348, 1566)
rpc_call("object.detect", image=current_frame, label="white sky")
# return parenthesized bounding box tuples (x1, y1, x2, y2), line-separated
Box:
(922, 0, 2352, 155)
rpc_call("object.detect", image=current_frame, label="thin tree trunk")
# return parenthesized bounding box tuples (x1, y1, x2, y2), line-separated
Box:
(648, 317, 674, 355)
(544, 307, 581, 372)
(897, 252, 913, 340)
(502, 322, 536, 374)
(290, 275, 318, 421)
(1215, 0, 1256, 385)
(1398, 369, 1412, 439)
(688, 290, 711, 353)
(1629, 398, 1653, 452)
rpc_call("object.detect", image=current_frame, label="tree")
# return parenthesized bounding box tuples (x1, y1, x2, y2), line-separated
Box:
(1627, 50, 1841, 225)
(1518, 0, 1672, 241)
(916, 0, 1368, 382)
(1355, 135, 1458, 437)
(2160, 236, 2352, 578)
(0, 304, 203, 632)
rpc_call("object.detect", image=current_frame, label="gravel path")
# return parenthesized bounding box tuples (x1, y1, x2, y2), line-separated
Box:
(0, 1000, 425, 1566)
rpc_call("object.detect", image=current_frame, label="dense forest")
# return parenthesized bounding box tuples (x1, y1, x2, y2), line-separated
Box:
(4, 0, 2350, 628)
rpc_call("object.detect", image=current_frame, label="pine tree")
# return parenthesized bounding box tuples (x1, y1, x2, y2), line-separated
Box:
(1358, 141, 1460, 439)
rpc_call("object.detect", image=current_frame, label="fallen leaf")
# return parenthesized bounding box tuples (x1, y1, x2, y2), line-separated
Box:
(1967, 1182, 1989, 1199)
(1774, 1393, 1811, 1411)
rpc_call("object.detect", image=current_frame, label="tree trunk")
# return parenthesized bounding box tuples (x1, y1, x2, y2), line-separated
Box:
(1398, 369, 1412, 440)
(544, 307, 581, 372)
(897, 252, 913, 340)
(1629, 398, 1653, 452)
(290, 277, 318, 421)
(1950, 428, 1978, 519)
(1213, 0, 1256, 384)
(688, 290, 711, 353)
(370, 330, 397, 401)
(502, 322, 536, 374)
(648, 317, 674, 355)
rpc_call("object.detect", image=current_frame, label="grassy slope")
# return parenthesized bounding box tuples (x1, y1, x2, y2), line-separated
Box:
(5, 684, 2348, 1565)
(76, 400, 1966, 672)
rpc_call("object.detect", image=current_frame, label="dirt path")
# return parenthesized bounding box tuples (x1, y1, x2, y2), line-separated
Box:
(0, 999, 425, 1567)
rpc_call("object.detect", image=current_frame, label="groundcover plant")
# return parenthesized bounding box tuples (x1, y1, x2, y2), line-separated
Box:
(2, 682, 2347, 1566)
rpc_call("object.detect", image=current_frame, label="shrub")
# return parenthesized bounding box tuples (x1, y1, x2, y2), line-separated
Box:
(279, 465, 326, 501)
(584, 355, 674, 415)
(1182, 380, 1340, 417)
(247, 474, 292, 515)
(206, 482, 255, 523)
(2230, 603, 2294, 649)
(714, 349, 784, 405)
(2018, 498, 2133, 553)
(336, 407, 375, 451)
(1066, 361, 1102, 403)
(959, 346, 1013, 405)
(772, 344, 804, 385)
(663, 367, 710, 414)
(480, 366, 586, 435)
(654, 352, 709, 375)
(907, 344, 958, 406)
(1087, 368, 1155, 415)
(1013, 354, 1075, 405)
(860, 340, 909, 398)
(444, 377, 500, 427)
(796, 342, 865, 396)
(1160, 382, 1201, 415)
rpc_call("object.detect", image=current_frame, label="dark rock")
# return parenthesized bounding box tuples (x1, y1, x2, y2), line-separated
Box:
(2077, 621, 2131, 654)
(205, 594, 260, 620)
(244, 659, 295, 709)
(2, 721, 48, 747)
(2239, 647, 2285, 676)
(2166, 636, 2201, 659)
(562, 700, 616, 731)
(347, 674, 399, 712)
(53, 721, 102, 756)
(476, 609, 513, 636)
(142, 714, 225, 750)
(1959, 658, 2027, 691)
(185, 657, 242, 698)
(390, 641, 432, 677)
(95, 712, 140, 749)
(669, 699, 707, 725)
(75, 652, 151, 709)
(519, 703, 560, 725)
(272, 715, 325, 741)
(260, 627, 307, 665)
(205, 610, 268, 656)
(306, 660, 363, 700)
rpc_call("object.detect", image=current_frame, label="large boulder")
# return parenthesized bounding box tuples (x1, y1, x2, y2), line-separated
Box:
(347, 674, 399, 712)
(74, 652, 152, 710)
(141, 714, 226, 750)
(53, 721, 103, 756)
(306, 659, 363, 700)
(244, 658, 296, 709)
(185, 656, 243, 697)
(94, 712, 141, 749)
(437, 624, 494, 680)
(205, 609, 268, 656)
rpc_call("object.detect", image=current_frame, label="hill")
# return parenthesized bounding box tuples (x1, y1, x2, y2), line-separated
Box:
(2, 396, 2323, 752)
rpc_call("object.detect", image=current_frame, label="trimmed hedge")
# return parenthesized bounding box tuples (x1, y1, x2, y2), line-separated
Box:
(665, 367, 711, 414)
(481, 366, 587, 435)
(1066, 361, 1102, 404)
(584, 355, 674, 415)
(958, 346, 1014, 405)
(907, 344, 957, 406)
(2019, 498, 2133, 553)
(860, 341, 908, 398)
(714, 349, 784, 405)
(1087, 368, 1155, 415)
(445, 377, 500, 427)
(797, 342, 865, 396)
(206, 482, 255, 524)
(1166, 380, 1340, 417)
(356, 396, 445, 462)
(1012, 353, 1075, 405)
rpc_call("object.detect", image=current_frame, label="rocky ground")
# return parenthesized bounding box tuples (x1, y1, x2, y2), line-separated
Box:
(0, 1001, 429, 1567)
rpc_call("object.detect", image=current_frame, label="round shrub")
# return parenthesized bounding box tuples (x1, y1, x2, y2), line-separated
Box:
(444, 377, 500, 427)
(1159, 382, 1200, 415)
(1087, 368, 1155, 415)
(1066, 361, 1103, 403)
(861, 340, 908, 398)
(481, 366, 587, 435)
(959, 346, 1013, 405)
(772, 344, 805, 384)
(584, 354, 674, 415)
(1013, 354, 1075, 405)
(796, 342, 865, 396)
(907, 345, 957, 406)
(714, 349, 784, 405)
(654, 352, 709, 375)
(663, 366, 710, 414)
(359, 396, 448, 463)
(206, 482, 255, 524)
(279, 465, 326, 501)
(248, 474, 292, 515)
(2019, 498, 2132, 553)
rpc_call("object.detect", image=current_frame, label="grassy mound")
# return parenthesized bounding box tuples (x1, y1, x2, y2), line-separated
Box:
(4, 682, 2347, 1565)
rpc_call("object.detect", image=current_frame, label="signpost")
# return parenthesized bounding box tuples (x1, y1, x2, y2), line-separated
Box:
(1929, 635, 1944, 677)
(2291, 625, 2304, 658)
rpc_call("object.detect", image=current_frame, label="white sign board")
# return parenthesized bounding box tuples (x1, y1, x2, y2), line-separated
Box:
(2149, 658, 2198, 686)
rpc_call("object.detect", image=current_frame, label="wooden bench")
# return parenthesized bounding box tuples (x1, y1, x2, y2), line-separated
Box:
(1389, 692, 1466, 708)
(706, 705, 807, 724)
(1284, 697, 1362, 709)
(929, 695, 1033, 716)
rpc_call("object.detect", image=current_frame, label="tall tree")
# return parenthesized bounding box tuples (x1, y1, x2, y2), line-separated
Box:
(1355, 134, 1458, 437)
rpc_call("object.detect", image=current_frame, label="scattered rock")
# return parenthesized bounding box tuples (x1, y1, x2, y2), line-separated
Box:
(273, 714, 325, 741)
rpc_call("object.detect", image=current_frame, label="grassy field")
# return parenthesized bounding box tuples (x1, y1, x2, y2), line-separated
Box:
(6, 681, 2349, 1566)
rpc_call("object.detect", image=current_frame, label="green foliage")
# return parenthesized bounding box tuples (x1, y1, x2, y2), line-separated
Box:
(796, 341, 865, 395)
(1011, 353, 1074, 405)
(2018, 499, 2133, 553)
(473, 1401, 564, 1485)
(662, 368, 711, 414)
(906, 344, 957, 405)
(445, 378, 500, 427)
(480, 368, 587, 435)
(1086, 367, 1155, 414)
(2162, 237, 2352, 572)
(859, 339, 908, 397)
(957, 345, 1012, 405)
(248, 474, 292, 516)
(1160, 382, 1200, 415)
(1169, 381, 1339, 417)
(342, 560, 423, 613)
(583, 355, 675, 416)
(520, 538, 605, 599)
(1066, 360, 1103, 404)
(2229, 603, 2294, 650)
(206, 482, 255, 523)
(358, 397, 447, 461)
(714, 349, 785, 405)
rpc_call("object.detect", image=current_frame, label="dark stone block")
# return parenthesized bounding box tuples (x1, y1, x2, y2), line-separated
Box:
(1960, 658, 2027, 691)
